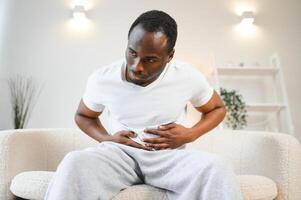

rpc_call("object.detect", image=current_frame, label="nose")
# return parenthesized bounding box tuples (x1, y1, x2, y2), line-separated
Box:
(132, 59, 144, 74)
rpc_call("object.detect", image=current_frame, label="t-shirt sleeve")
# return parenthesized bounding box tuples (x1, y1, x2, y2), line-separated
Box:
(189, 67, 214, 107)
(82, 71, 105, 112)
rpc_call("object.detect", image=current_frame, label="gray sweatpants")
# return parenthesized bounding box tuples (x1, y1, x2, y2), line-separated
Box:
(44, 141, 242, 200)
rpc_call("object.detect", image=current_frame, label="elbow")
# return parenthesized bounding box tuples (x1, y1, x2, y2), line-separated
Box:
(221, 105, 227, 120)
(74, 112, 81, 126)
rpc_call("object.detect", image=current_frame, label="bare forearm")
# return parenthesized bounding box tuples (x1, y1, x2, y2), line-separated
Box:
(187, 106, 226, 142)
(74, 113, 111, 142)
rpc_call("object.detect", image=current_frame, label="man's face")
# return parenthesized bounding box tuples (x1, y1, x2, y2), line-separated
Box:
(125, 24, 174, 86)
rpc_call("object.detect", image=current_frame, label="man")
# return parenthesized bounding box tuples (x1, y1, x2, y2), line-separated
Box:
(45, 10, 242, 200)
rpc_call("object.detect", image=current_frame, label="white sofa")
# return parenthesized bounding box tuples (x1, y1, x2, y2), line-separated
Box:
(0, 128, 300, 200)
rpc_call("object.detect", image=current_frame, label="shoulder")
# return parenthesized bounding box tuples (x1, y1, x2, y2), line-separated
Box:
(168, 59, 206, 78)
(92, 59, 124, 77)
(88, 59, 124, 82)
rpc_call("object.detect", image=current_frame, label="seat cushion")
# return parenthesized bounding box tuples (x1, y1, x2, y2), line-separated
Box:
(112, 184, 168, 200)
(10, 171, 53, 200)
(238, 175, 278, 200)
(10, 171, 277, 200)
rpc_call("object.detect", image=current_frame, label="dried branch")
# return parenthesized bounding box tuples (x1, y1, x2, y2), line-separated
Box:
(7, 75, 42, 129)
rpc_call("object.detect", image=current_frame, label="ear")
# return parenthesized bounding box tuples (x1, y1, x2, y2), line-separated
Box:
(167, 49, 175, 62)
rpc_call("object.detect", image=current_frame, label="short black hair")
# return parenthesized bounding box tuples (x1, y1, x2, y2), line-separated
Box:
(128, 10, 178, 53)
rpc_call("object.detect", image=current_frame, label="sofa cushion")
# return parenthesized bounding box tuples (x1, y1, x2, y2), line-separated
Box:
(10, 171, 53, 200)
(10, 171, 277, 200)
(238, 175, 278, 200)
(112, 184, 168, 200)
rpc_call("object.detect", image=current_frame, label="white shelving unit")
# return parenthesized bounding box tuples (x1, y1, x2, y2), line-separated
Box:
(213, 53, 294, 134)
(245, 103, 285, 112)
(217, 67, 278, 76)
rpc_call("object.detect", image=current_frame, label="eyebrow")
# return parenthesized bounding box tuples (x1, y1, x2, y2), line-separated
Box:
(128, 47, 161, 59)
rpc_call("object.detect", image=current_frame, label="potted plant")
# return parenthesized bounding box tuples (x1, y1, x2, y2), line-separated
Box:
(7, 74, 42, 129)
(220, 87, 247, 130)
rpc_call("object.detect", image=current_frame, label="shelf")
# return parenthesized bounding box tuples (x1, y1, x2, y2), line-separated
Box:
(217, 67, 278, 76)
(245, 103, 286, 112)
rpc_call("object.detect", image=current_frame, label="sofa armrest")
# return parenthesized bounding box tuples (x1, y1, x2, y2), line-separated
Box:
(186, 130, 301, 200)
(0, 128, 97, 200)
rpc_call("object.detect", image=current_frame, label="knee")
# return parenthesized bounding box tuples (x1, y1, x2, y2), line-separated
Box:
(188, 151, 232, 173)
(205, 154, 236, 178)
(59, 151, 89, 171)
(208, 155, 230, 170)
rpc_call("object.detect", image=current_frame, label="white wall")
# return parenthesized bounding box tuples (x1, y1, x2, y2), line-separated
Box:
(1, 0, 300, 140)
(0, 0, 11, 130)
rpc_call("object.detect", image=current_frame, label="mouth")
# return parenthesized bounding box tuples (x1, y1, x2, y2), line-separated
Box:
(129, 71, 147, 81)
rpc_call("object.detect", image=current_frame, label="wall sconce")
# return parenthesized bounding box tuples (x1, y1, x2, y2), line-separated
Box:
(68, 4, 92, 32)
(67, 0, 94, 33)
(73, 5, 86, 20)
(235, 10, 256, 38)
(241, 11, 254, 25)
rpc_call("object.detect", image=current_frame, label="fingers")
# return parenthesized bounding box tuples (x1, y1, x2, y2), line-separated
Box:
(142, 137, 168, 144)
(128, 141, 146, 149)
(158, 126, 170, 131)
(158, 123, 176, 130)
(126, 136, 168, 151)
(120, 131, 137, 138)
(117, 130, 172, 151)
(144, 128, 168, 137)
(115, 131, 152, 151)
(128, 140, 152, 151)
(145, 143, 170, 150)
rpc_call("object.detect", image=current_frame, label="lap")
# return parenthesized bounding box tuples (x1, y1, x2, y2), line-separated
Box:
(131, 148, 230, 191)
(58, 141, 142, 180)
(58, 141, 230, 190)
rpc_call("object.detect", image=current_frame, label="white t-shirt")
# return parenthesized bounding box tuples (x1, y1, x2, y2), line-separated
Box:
(82, 59, 213, 145)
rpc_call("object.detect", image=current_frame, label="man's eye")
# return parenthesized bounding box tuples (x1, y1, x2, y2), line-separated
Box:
(130, 51, 137, 57)
(147, 59, 155, 63)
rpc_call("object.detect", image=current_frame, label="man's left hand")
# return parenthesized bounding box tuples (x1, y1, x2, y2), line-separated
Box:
(142, 123, 192, 150)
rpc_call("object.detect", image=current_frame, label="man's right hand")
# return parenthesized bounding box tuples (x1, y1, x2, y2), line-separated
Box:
(75, 100, 152, 151)
(107, 131, 152, 151)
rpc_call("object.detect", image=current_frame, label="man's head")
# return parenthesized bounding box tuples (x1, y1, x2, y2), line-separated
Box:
(125, 10, 177, 86)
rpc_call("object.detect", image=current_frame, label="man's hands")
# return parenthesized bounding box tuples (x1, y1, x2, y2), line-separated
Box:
(106, 123, 194, 151)
(142, 123, 193, 150)
(109, 131, 152, 151)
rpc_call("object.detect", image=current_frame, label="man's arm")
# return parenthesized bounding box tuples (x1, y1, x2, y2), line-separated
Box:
(75, 99, 151, 150)
(143, 90, 226, 149)
(74, 99, 110, 142)
(186, 90, 226, 142)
